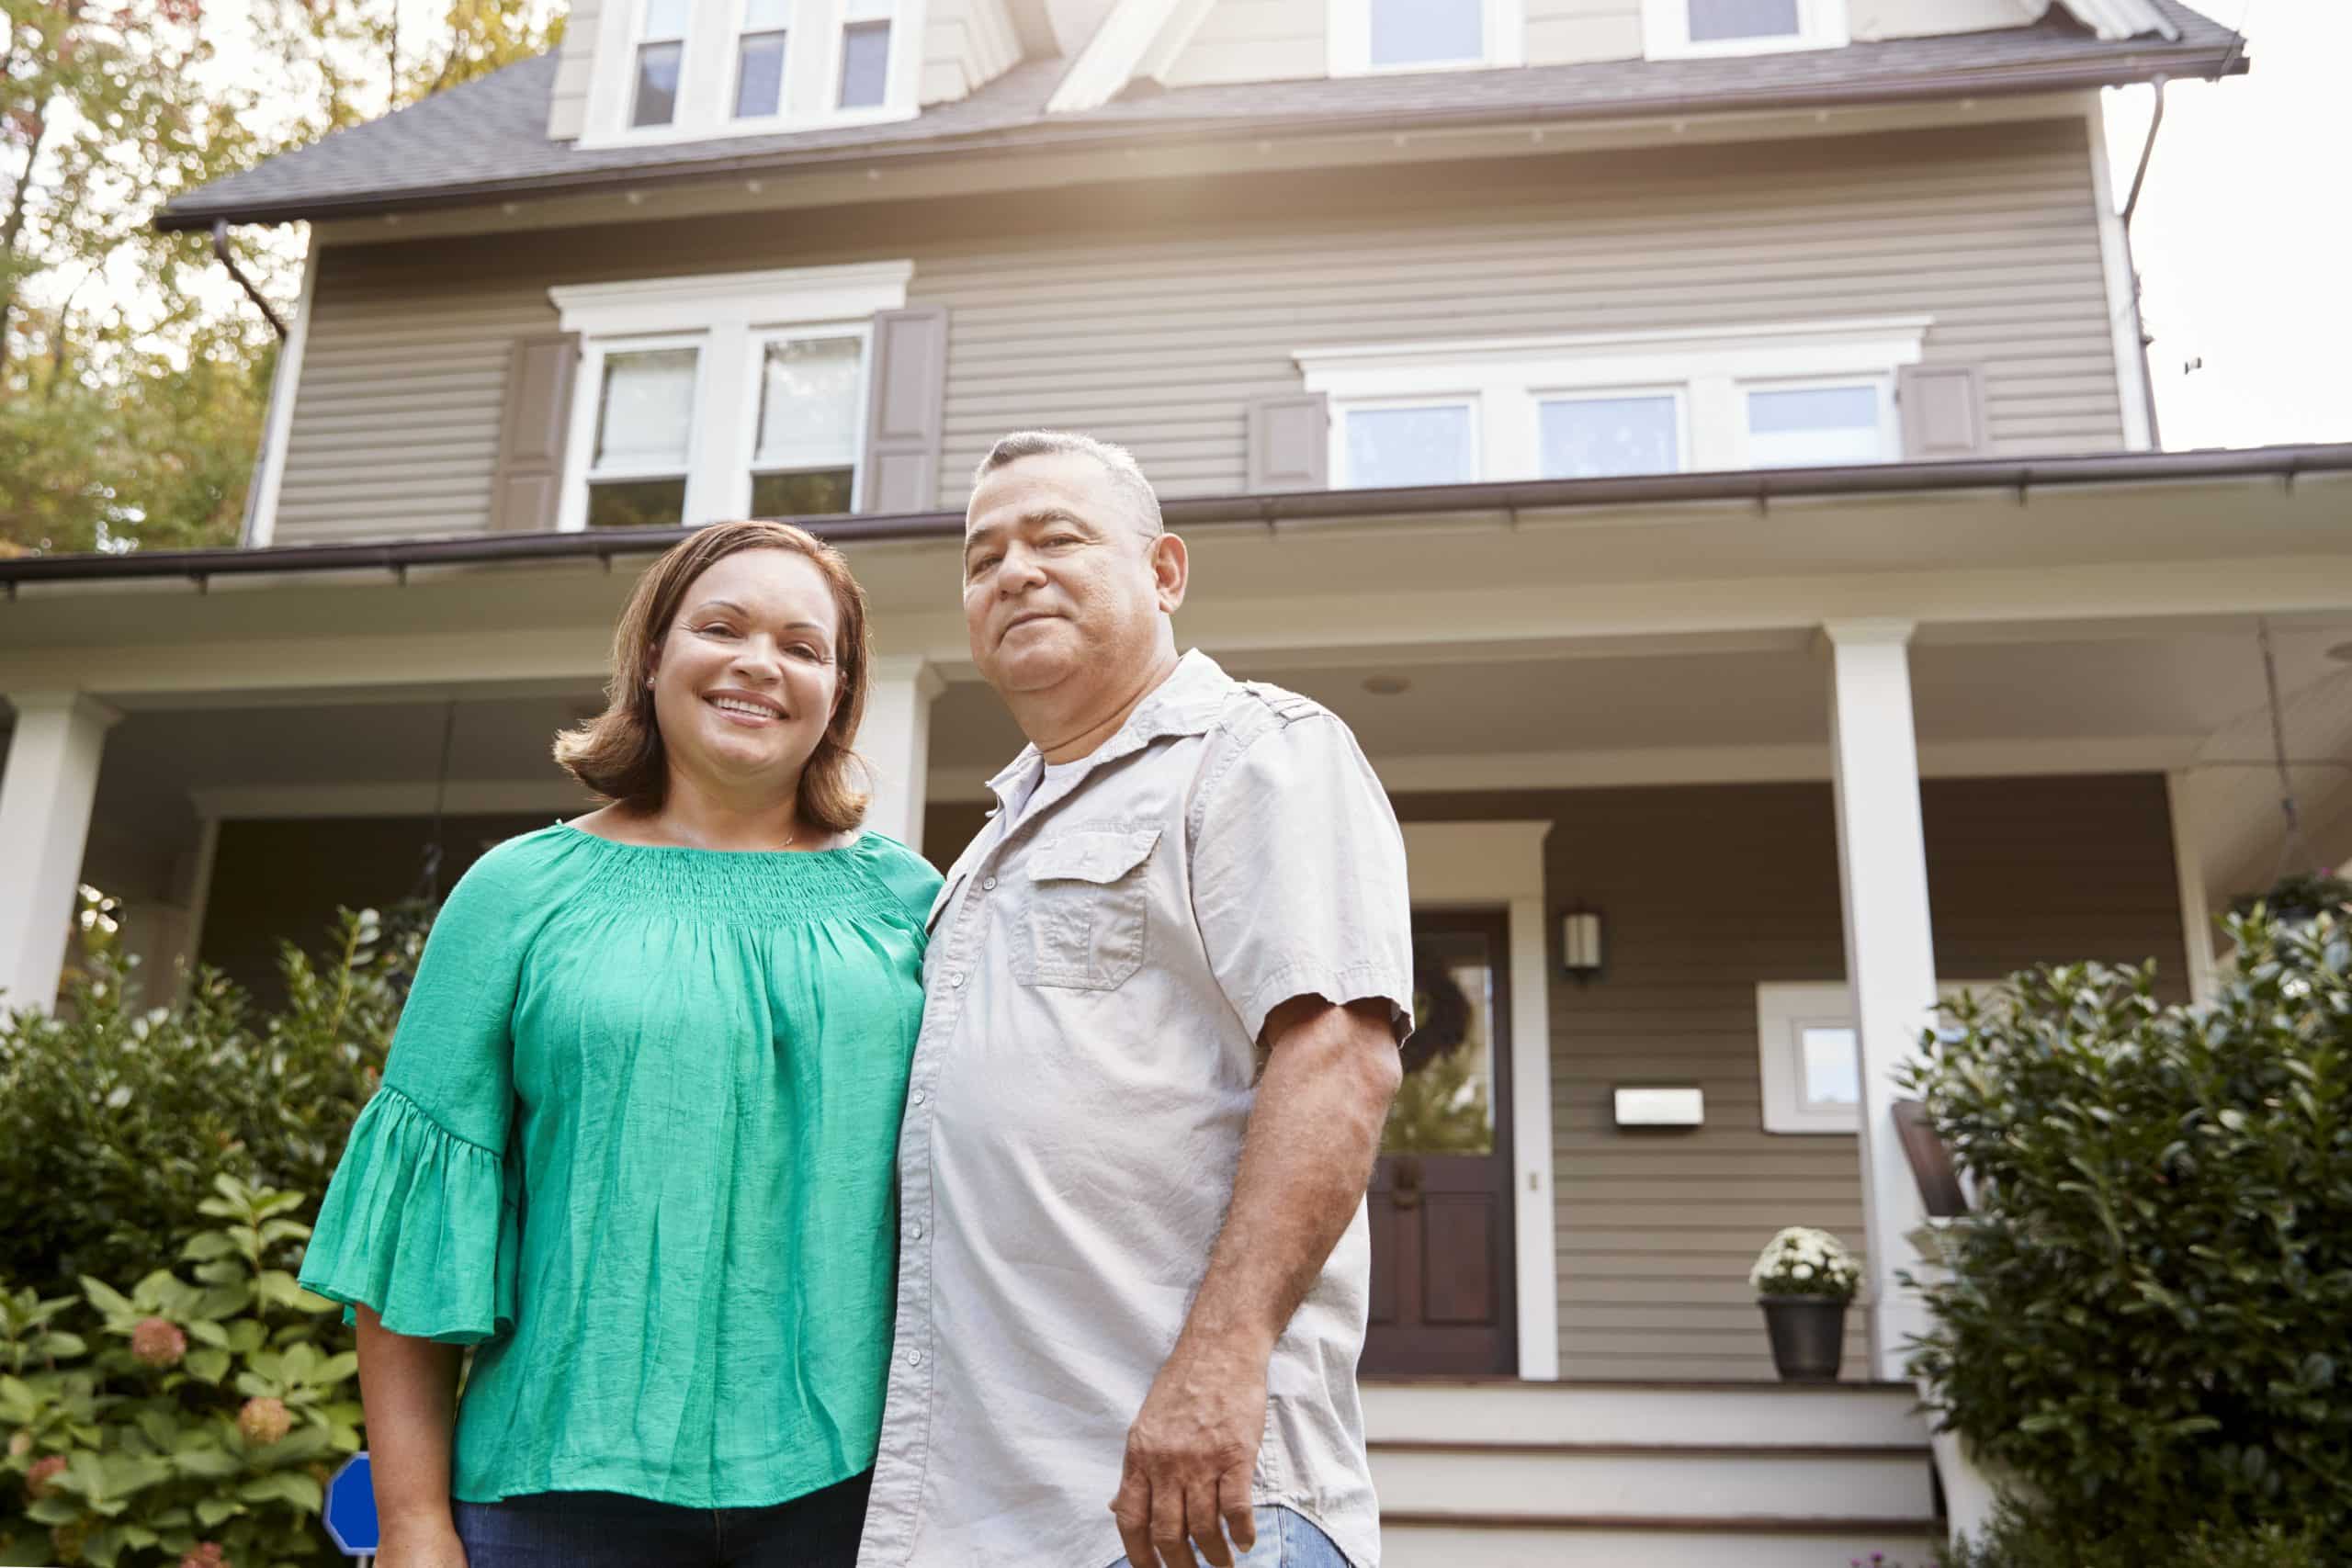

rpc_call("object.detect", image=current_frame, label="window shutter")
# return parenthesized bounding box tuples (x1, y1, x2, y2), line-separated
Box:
(1897, 365, 1988, 461)
(860, 305, 949, 513)
(490, 333, 580, 532)
(1247, 393, 1328, 491)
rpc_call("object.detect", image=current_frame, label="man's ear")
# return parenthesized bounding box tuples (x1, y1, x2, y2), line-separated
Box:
(1150, 531, 1189, 615)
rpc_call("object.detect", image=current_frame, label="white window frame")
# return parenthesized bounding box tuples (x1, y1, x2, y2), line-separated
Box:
(626, 0, 693, 130)
(1642, 0, 1848, 61)
(1529, 383, 1691, 482)
(1736, 372, 1901, 471)
(577, 332, 707, 528)
(581, 0, 922, 149)
(1297, 317, 1928, 487)
(1330, 0, 1525, 77)
(1336, 392, 1483, 488)
(829, 0, 899, 110)
(548, 261, 912, 533)
(1756, 979, 1994, 1135)
(741, 321, 876, 514)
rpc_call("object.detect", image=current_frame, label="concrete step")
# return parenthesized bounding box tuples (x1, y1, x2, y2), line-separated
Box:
(1370, 1438, 1936, 1522)
(1383, 1516, 1941, 1568)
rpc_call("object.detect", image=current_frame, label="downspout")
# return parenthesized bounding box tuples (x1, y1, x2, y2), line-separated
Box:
(2117, 77, 2167, 449)
(210, 220, 288, 339)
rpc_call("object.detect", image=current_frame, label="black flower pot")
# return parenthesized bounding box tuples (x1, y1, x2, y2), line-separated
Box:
(1758, 1295, 1848, 1382)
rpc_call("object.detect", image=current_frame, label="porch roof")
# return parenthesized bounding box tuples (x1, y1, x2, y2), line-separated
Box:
(4, 442, 2346, 593)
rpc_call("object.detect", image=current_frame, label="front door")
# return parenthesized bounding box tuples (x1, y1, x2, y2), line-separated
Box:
(1363, 910, 1519, 1376)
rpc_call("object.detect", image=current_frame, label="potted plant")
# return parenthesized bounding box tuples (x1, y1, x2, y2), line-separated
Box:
(1748, 1225, 1860, 1382)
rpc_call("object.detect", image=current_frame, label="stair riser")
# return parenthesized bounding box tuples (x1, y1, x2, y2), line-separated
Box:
(1383, 1522, 1939, 1568)
(1363, 1384, 1926, 1448)
(1372, 1448, 1935, 1521)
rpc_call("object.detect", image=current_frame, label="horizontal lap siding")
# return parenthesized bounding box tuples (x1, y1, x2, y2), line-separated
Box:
(273, 119, 2121, 545)
(1393, 774, 2187, 1382)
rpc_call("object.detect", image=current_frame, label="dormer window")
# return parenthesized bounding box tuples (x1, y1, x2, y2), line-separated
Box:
(1642, 0, 1846, 58)
(1330, 0, 1522, 76)
(582, 0, 920, 147)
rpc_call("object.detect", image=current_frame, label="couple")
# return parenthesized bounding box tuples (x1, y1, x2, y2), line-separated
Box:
(299, 432, 1416, 1568)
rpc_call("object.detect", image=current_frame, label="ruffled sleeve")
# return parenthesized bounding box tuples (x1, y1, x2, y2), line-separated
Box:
(299, 834, 543, 1344)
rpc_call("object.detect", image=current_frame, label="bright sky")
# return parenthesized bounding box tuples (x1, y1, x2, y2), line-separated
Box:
(130, 0, 2352, 454)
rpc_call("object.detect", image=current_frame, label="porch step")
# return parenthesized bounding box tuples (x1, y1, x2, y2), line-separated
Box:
(1381, 1517, 1941, 1568)
(1369, 1438, 1935, 1521)
(1364, 1378, 1927, 1448)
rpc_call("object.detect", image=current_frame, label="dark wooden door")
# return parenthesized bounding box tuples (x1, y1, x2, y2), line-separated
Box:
(1363, 910, 1519, 1376)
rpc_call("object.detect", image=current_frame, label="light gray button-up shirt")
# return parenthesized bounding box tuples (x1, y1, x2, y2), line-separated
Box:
(858, 651, 1414, 1568)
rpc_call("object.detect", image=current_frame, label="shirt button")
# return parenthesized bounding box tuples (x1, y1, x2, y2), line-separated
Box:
(981, 876, 998, 890)
(911, 1089, 927, 1106)
(949, 972, 966, 988)
(905, 1349, 922, 1367)
(910, 1223, 924, 1239)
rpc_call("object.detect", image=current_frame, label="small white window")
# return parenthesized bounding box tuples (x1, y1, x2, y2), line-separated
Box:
(733, 0, 791, 118)
(1643, 0, 1845, 59)
(1743, 381, 1892, 468)
(1332, 0, 1522, 76)
(631, 0, 690, 128)
(1757, 980, 1992, 1134)
(1344, 401, 1476, 488)
(587, 344, 701, 528)
(750, 333, 866, 516)
(838, 0, 895, 108)
(1538, 392, 1681, 479)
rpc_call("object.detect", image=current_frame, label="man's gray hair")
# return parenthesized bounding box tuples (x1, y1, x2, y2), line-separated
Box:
(973, 430, 1164, 538)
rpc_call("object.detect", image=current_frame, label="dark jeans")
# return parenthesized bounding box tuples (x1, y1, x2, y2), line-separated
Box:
(452, 1470, 870, 1568)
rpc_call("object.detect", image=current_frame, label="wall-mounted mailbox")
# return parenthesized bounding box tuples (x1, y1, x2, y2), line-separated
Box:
(1613, 1085, 1704, 1130)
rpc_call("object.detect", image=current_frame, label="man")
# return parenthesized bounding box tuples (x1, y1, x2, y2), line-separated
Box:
(857, 431, 1413, 1568)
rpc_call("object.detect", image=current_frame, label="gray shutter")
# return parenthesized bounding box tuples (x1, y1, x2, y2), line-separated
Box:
(1897, 365, 1988, 461)
(1247, 393, 1328, 491)
(490, 333, 580, 532)
(860, 305, 949, 514)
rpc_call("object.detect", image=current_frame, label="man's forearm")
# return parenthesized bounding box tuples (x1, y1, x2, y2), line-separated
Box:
(1175, 998, 1402, 1361)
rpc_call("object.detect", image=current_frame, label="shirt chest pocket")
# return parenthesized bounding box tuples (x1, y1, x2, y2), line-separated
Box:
(1015, 827, 1160, 991)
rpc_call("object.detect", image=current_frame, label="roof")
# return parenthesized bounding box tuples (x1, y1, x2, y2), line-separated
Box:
(6, 443, 2343, 588)
(156, 0, 2243, 231)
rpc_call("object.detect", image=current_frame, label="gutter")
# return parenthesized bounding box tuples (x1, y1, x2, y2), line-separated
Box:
(4, 444, 2345, 592)
(150, 44, 2249, 234)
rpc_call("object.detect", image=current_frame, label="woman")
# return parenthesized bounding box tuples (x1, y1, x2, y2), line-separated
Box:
(298, 521, 941, 1568)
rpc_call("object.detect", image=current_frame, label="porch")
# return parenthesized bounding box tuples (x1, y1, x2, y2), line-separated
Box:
(4, 451, 2349, 1550)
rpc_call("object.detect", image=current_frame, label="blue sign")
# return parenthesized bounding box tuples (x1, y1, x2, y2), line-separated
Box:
(323, 1452, 379, 1556)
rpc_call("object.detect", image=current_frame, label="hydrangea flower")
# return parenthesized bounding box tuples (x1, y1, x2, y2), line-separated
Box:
(131, 1316, 188, 1368)
(25, 1453, 66, 1498)
(238, 1396, 292, 1446)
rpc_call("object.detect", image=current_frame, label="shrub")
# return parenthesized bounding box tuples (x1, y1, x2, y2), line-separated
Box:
(1903, 906, 2352, 1555)
(0, 910, 419, 1300)
(1939, 1502, 2331, 1568)
(0, 1176, 360, 1568)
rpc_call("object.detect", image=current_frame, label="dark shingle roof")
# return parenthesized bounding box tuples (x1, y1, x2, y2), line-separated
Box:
(156, 0, 2242, 231)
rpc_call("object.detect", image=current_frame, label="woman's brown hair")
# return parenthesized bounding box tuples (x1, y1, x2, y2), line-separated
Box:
(553, 521, 873, 832)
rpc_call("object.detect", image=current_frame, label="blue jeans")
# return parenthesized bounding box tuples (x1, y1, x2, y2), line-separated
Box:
(452, 1471, 868, 1568)
(1114, 1506, 1353, 1568)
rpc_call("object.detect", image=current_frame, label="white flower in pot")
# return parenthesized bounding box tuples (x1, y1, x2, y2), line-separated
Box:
(1749, 1226, 1860, 1382)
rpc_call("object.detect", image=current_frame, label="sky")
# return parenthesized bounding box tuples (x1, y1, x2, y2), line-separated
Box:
(109, 0, 2352, 454)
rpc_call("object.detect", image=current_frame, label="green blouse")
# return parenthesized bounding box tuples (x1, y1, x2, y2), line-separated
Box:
(299, 823, 941, 1507)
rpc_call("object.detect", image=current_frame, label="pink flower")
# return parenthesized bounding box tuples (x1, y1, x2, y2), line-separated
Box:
(25, 1453, 66, 1497)
(180, 1544, 230, 1568)
(237, 1396, 291, 1446)
(131, 1316, 187, 1368)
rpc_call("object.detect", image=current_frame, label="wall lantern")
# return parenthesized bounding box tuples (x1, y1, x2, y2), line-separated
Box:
(1614, 1085, 1704, 1131)
(1561, 906, 1606, 983)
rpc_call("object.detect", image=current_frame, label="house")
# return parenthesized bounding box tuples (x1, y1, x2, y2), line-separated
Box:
(3, 0, 2347, 1558)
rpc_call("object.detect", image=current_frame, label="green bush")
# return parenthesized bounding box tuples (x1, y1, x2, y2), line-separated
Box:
(1903, 906, 2352, 1557)
(0, 1175, 360, 1568)
(0, 910, 419, 1299)
(1939, 1503, 2331, 1568)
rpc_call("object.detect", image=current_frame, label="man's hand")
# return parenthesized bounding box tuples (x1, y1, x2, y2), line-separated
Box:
(1109, 1335, 1268, 1568)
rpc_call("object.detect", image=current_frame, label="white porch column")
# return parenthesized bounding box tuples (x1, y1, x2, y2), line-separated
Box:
(1822, 623, 1939, 1375)
(0, 693, 120, 1018)
(862, 657, 944, 854)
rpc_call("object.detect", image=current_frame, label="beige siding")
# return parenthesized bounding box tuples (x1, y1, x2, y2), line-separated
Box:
(922, 0, 1025, 106)
(1523, 0, 1642, 66)
(547, 0, 601, 141)
(1159, 0, 1326, 88)
(277, 120, 2124, 545)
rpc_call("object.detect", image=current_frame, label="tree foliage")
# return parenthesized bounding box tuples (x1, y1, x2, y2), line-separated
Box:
(1, 0, 564, 556)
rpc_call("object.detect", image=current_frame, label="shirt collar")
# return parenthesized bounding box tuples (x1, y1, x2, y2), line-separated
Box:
(981, 649, 1232, 803)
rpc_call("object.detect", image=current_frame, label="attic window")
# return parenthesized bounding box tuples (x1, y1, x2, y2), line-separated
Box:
(631, 0, 689, 128)
(582, 0, 919, 147)
(1642, 0, 1846, 58)
(1330, 0, 1523, 76)
(733, 0, 790, 118)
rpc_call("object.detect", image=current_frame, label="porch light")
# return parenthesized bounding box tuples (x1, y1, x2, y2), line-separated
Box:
(1560, 906, 1605, 982)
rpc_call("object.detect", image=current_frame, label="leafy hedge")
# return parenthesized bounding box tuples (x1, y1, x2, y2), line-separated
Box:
(1905, 904, 2352, 1561)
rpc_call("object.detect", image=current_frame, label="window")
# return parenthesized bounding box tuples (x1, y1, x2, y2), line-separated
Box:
(1756, 980, 1992, 1134)
(1642, 0, 1845, 58)
(837, 0, 894, 108)
(1299, 318, 1926, 488)
(733, 0, 790, 118)
(631, 0, 690, 127)
(549, 262, 913, 533)
(1331, 0, 1522, 75)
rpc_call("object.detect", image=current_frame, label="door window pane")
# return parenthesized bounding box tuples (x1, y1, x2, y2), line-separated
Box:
(632, 40, 684, 127)
(1345, 404, 1472, 488)
(736, 30, 787, 117)
(587, 477, 688, 529)
(1799, 1025, 1860, 1110)
(1540, 394, 1680, 479)
(594, 349, 698, 469)
(1369, 0, 1483, 67)
(1747, 384, 1884, 468)
(1385, 930, 1497, 1155)
(839, 19, 891, 107)
(751, 468, 855, 517)
(1689, 0, 1801, 42)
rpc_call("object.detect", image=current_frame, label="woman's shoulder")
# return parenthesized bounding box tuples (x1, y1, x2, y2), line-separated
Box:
(851, 830, 947, 923)
(437, 823, 595, 914)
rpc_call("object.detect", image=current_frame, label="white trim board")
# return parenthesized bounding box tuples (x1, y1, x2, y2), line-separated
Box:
(240, 237, 320, 549)
(2085, 91, 2157, 452)
(1399, 819, 1560, 1382)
